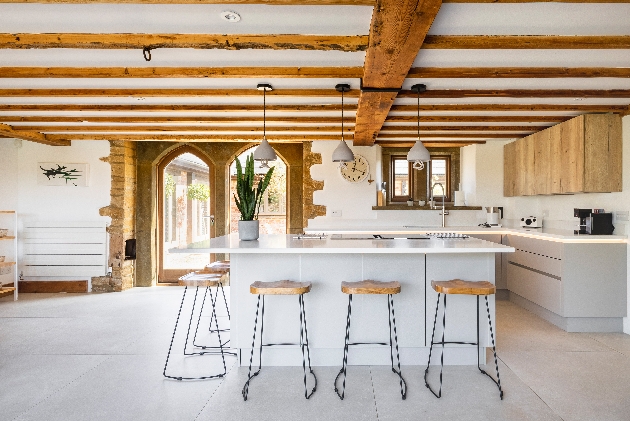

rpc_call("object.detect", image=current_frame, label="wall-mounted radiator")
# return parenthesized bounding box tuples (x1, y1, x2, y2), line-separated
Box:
(20, 221, 108, 282)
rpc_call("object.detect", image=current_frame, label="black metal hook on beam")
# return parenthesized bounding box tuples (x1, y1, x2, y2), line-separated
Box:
(143, 47, 152, 62)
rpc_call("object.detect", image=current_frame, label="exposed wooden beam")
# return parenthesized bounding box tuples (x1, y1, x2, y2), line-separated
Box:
(0, 88, 361, 98)
(354, 0, 443, 146)
(0, 67, 363, 78)
(45, 134, 356, 141)
(19, 124, 539, 132)
(0, 104, 357, 112)
(375, 140, 487, 147)
(0, 123, 70, 146)
(423, 35, 630, 49)
(0, 0, 376, 4)
(407, 67, 630, 78)
(377, 133, 529, 139)
(0, 33, 369, 52)
(0, 115, 568, 124)
(0, 104, 618, 113)
(396, 89, 630, 98)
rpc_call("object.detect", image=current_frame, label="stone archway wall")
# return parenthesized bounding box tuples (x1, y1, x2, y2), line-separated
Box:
(134, 141, 306, 287)
(92, 140, 137, 292)
(303, 142, 326, 227)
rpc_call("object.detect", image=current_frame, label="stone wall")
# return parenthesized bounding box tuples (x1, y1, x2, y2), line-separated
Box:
(92, 141, 137, 292)
(303, 142, 326, 227)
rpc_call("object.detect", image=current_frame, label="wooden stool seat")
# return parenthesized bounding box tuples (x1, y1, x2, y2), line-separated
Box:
(341, 280, 401, 295)
(250, 280, 311, 295)
(178, 272, 225, 288)
(431, 279, 495, 296)
(202, 260, 230, 274)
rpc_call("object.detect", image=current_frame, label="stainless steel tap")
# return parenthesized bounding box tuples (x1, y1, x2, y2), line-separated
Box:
(433, 183, 449, 227)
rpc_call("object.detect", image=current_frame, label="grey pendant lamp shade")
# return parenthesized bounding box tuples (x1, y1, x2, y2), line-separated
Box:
(253, 83, 277, 168)
(407, 84, 430, 170)
(332, 84, 354, 163)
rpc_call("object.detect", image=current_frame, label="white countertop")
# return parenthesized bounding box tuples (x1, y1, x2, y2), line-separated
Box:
(174, 233, 515, 254)
(304, 226, 627, 243)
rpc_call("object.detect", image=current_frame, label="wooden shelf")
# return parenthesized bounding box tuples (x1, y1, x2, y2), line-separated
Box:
(0, 261, 16, 267)
(0, 287, 16, 298)
(0, 236, 15, 240)
(372, 205, 482, 211)
(0, 211, 16, 214)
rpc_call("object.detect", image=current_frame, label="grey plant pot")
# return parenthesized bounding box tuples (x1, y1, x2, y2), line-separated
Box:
(238, 220, 260, 241)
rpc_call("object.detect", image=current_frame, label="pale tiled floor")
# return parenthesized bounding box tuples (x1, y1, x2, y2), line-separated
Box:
(1, 289, 630, 421)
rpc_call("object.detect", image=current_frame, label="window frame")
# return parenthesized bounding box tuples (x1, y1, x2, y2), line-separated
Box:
(390, 155, 413, 202)
(430, 155, 451, 202)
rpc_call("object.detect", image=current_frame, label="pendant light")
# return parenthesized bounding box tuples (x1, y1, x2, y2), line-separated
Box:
(407, 83, 430, 170)
(253, 83, 277, 168)
(331, 83, 354, 165)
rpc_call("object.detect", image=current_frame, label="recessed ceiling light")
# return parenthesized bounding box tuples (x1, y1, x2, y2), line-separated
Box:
(220, 10, 241, 23)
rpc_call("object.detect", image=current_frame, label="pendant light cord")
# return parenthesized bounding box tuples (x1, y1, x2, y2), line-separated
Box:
(263, 87, 266, 140)
(417, 89, 420, 141)
(341, 88, 344, 142)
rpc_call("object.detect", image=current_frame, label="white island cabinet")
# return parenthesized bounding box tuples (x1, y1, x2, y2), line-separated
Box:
(186, 233, 514, 367)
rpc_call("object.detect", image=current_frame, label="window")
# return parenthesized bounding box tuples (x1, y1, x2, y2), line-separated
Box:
(430, 156, 450, 202)
(391, 156, 412, 202)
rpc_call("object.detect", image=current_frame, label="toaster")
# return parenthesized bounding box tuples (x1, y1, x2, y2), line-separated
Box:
(520, 216, 542, 228)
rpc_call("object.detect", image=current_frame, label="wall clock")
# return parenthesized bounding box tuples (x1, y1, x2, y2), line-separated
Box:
(340, 154, 370, 183)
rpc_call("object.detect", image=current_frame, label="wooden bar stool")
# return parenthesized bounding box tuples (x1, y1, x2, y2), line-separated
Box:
(199, 261, 231, 340)
(425, 279, 503, 399)
(242, 280, 317, 401)
(163, 272, 230, 381)
(334, 280, 406, 400)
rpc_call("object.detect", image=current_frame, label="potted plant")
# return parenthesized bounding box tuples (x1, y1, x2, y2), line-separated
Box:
(234, 153, 274, 240)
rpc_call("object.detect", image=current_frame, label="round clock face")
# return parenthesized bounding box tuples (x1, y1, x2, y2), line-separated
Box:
(340, 154, 370, 183)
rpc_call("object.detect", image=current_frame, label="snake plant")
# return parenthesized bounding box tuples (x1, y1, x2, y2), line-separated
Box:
(233, 154, 275, 221)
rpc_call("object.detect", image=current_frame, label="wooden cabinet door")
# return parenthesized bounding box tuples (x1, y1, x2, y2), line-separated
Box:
(503, 141, 516, 197)
(522, 134, 536, 195)
(514, 139, 524, 196)
(534, 128, 551, 195)
(584, 114, 622, 192)
(549, 123, 563, 194)
(560, 115, 585, 193)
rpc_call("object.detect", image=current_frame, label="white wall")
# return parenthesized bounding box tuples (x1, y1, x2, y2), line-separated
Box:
(0, 139, 20, 211)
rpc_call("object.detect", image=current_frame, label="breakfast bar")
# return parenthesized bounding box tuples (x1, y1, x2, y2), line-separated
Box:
(185, 233, 514, 367)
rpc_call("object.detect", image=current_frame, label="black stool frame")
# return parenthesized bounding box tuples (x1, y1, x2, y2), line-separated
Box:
(241, 293, 317, 401)
(424, 293, 503, 399)
(191, 281, 237, 356)
(163, 285, 230, 381)
(334, 294, 407, 400)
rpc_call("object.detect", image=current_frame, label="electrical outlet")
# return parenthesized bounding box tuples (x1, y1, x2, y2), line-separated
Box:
(615, 211, 629, 221)
(331, 210, 342, 217)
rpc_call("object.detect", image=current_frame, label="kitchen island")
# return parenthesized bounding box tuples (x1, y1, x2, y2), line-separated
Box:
(184, 233, 514, 366)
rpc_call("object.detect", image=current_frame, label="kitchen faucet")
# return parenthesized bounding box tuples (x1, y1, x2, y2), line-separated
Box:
(432, 183, 449, 227)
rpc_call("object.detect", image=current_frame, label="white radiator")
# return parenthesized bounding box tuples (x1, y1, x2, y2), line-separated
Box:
(20, 221, 108, 280)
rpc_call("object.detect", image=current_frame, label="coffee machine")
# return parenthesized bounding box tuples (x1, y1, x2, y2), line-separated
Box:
(574, 208, 614, 235)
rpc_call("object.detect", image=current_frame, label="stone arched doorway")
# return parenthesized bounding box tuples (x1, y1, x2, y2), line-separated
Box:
(157, 145, 215, 283)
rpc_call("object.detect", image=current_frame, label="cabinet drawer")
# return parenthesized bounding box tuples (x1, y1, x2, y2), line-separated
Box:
(508, 249, 562, 278)
(507, 262, 562, 315)
(507, 235, 563, 260)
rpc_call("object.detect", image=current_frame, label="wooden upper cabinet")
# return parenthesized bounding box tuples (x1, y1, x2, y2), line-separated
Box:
(503, 141, 516, 197)
(503, 113, 622, 197)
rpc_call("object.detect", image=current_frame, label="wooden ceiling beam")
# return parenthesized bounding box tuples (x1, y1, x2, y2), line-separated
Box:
(0, 115, 568, 124)
(0, 0, 376, 4)
(0, 123, 70, 146)
(396, 89, 630, 98)
(18, 124, 541, 132)
(0, 67, 363, 78)
(407, 67, 630, 78)
(376, 140, 486, 147)
(45, 134, 356, 141)
(423, 35, 630, 49)
(0, 88, 362, 98)
(0, 103, 618, 112)
(354, 0, 443, 146)
(0, 33, 368, 52)
(2, 67, 630, 79)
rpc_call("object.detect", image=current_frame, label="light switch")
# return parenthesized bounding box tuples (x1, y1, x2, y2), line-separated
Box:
(615, 211, 629, 221)
(331, 210, 342, 217)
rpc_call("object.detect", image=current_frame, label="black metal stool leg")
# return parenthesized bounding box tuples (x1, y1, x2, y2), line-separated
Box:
(163, 286, 188, 380)
(334, 294, 353, 400)
(183, 286, 201, 356)
(425, 293, 446, 398)
(482, 295, 503, 399)
(387, 294, 407, 400)
(299, 294, 317, 399)
(424, 292, 440, 396)
(242, 294, 265, 401)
